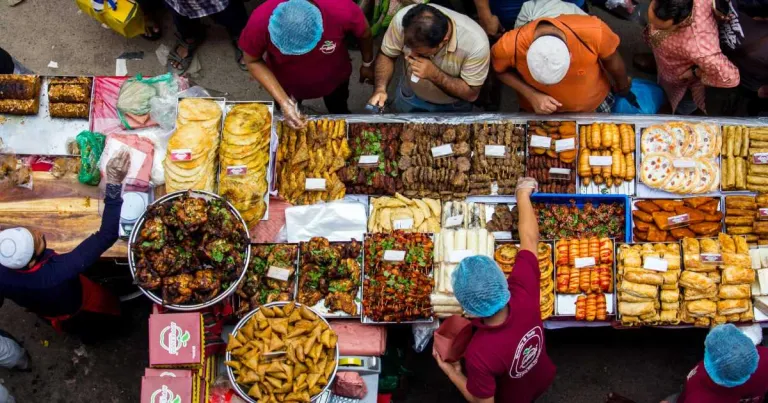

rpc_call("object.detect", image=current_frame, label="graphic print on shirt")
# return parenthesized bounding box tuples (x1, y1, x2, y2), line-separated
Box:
(509, 326, 544, 379)
(687, 366, 697, 380)
(320, 40, 337, 55)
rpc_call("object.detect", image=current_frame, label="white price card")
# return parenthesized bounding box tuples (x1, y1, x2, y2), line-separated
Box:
(431, 144, 453, 158)
(485, 145, 506, 158)
(383, 250, 406, 261)
(530, 135, 552, 149)
(643, 257, 668, 272)
(574, 257, 596, 268)
(393, 218, 414, 230)
(305, 178, 326, 191)
(267, 266, 293, 281)
(358, 155, 379, 165)
(449, 249, 474, 263)
(555, 138, 575, 153)
(672, 159, 696, 168)
(445, 215, 464, 228)
(492, 231, 513, 240)
(667, 214, 690, 227)
(589, 156, 613, 166)
(550, 168, 571, 175)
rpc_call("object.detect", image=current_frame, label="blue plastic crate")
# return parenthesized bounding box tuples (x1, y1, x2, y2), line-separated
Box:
(531, 193, 631, 242)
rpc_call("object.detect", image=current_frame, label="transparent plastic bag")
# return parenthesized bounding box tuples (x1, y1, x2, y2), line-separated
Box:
(208, 376, 247, 403)
(412, 320, 440, 353)
(116, 73, 178, 129)
(149, 85, 210, 130)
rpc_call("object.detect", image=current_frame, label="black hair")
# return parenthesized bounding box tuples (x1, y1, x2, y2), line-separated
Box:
(653, 0, 694, 25)
(402, 4, 450, 49)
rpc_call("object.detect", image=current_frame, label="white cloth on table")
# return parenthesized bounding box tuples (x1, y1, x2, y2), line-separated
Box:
(0, 334, 26, 369)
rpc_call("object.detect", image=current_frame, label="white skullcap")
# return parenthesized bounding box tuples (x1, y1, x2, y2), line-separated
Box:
(0, 228, 35, 270)
(527, 35, 571, 85)
(737, 323, 763, 346)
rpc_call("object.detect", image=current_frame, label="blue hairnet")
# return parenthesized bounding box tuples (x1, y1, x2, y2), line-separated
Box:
(704, 324, 759, 387)
(452, 255, 510, 317)
(269, 0, 323, 56)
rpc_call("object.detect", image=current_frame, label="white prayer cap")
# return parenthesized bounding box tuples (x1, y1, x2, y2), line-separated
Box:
(527, 35, 570, 85)
(0, 228, 34, 270)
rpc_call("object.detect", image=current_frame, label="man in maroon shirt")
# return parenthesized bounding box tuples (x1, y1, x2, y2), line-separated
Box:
(433, 177, 556, 402)
(239, 0, 375, 129)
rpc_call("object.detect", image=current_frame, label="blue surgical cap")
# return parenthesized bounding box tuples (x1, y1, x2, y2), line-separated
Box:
(452, 255, 510, 317)
(704, 324, 759, 387)
(269, 0, 324, 56)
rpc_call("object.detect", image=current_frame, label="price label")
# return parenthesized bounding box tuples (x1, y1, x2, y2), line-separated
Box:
(226, 165, 247, 176)
(701, 253, 723, 264)
(643, 257, 668, 272)
(445, 215, 464, 228)
(358, 155, 379, 166)
(449, 249, 474, 263)
(672, 159, 696, 168)
(759, 208, 768, 220)
(490, 181, 499, 195)
(267, 266, 293, 281)
(431, 144, 453, 158)
(668, 214, 690, 227)
(485, 145, 506, 158)
(754, 153, 768, 165)
(575, 257, 596, 268)
(589, 156, 613, 166)
(550, 168, 571, 176)
(530, 135, 552, 149)
(383, 250, 406, 261)
(555, 138, 575, 152)
(393, 218, 413, 230)
(169, 149, 192, 161)
(305, 178, 326, 191)
(492, 231, 512, 240)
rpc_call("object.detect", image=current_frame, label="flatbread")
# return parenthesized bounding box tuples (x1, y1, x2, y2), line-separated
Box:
(691, 159, 716, 194)
(167, 124, 216, 158)
(641, 125, 675, 154)
(178, 98, 222, 122)
(224, 104, 271, 135)
(662, 169, 688, 193)
(668, 123, 697, 157)
(678, 167, 700, 194)
(692, 123, 718, 157)
(640, 152, 674, 189)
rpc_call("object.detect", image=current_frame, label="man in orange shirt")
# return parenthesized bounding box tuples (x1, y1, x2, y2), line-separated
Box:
(491, 15, 631, 114)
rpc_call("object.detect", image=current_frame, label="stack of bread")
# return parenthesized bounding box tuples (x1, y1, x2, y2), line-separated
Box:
(218, 103, 271, 227)
(493, 242, 553, 320)
(617, 243, 681, 326)
(164, 99, 222, 192)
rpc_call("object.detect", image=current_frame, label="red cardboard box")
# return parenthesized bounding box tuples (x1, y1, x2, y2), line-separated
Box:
(141, 376, 193, 403)
(144, 368, 193, 378)
(149, 313, 204, 368)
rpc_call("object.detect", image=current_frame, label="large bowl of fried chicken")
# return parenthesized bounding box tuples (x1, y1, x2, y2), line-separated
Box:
(128, 190, 252, 310)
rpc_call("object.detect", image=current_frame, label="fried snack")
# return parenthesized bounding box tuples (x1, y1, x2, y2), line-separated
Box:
(235, 244, 298, 316)
(680, 271, 716, 292)
(690, 222, 721, 235)
(687, 300, 717, 317)
(635, 201, 661, 214)
(717, 299, 750, 315)
(528, 121, 576, 194)
(718, 284, 751, 299)
(0, 74, 40, 99)
(619, 301, 655, 316)
(652, 211, 675, 230)
(0, 98, 39, 115)
(48, 83, 90, 103)
(632, 210, 653, 223)
(368, 194, 441, 233)
(341, 123, 402, 195)
(721, 266, 755, 284)
(469, 122, 526, 195)
(49, 102, 88, 118)
(619, 280, 658, 299)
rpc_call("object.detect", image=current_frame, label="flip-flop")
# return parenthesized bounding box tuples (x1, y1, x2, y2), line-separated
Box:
(168, 33, 201, 74)
(232, 40, 247, 71)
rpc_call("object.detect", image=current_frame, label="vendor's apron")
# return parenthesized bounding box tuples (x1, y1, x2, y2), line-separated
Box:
(20, 254, 121, 333)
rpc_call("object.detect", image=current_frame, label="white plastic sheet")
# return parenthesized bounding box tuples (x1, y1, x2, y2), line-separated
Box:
(285, 200, 368, 243)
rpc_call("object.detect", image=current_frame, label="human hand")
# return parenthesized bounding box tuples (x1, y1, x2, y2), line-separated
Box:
(432, 346, 461, 375)
(359, 65, 375, 85)
(368, 90, 388, 108)
(480, 13, 504, 38)
(529, 92, 562, 114)
(106, 149, 131, 184)
(280, 99, 306, 130)
(407, 56, 439, 82)
(515, 177, 537, 198)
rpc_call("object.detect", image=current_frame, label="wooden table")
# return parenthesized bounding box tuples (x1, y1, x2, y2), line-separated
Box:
(0, 171, 128, 259)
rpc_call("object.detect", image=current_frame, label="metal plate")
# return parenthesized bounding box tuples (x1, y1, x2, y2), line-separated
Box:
(296, 240, 363, 318)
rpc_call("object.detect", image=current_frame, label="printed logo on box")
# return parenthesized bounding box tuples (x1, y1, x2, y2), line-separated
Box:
(160, 322, 191, 356)
(151, 385, 182, 403)
(170, 149, 192, 161)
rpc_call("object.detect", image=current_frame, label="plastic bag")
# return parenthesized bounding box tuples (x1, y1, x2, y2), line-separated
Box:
(76, 131, 106, 186)
(613, 78, 667, 114)
(412, 320, 440, 353)
(149, 85, 210, 131)
(117, 73, 178, 129)
(208, 376, 247, 403)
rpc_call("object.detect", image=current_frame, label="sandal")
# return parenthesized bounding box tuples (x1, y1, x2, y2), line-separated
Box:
(142, 20, 162, 41)
(168, 33, 201, 75)
(232, 40, 247, 71)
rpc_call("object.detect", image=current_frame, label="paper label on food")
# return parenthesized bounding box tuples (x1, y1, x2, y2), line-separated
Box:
(358, 155, 379, 165)
(754, 153, 768, 165)
(393, 218, 413, 230)
(383, 250, 406, 261)
(169, 149, 192, 161)
(445, 215, 464, 228)
(759, 208, 768, 220)
(492, 231, 513, 240)
(672, 159, 696, 168)
(485, 145, 506, 158)
(643, 257, 668, 272)
(589, 156, 613, 166)
(530, 135, 552, 149)
(667, 214, 689, 226)
(555, 138, 575, 152)
(266, 266, 292, 282)
(490, 182, 499, 195)
(574, 257, 596, 268)
(305, 178, 326, 190)
(449, 249, 474, 263)
(701, 253, 723, 264)
(549, 168, 571, 176)
(431, 144, 453, 158)
(225, 165, 247, 176)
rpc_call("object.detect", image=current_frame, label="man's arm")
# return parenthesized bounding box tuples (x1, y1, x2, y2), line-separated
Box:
(369, 53, 397, 107)
(601, 51, 631, 94)
(474, 0, 503, 37)
(516, 180, 539, 254)
(409, 56, 482, 102)
(358, 28, 375, 66)
(497, 70, 561, 114)
(244, 53, 304, 129)
(434, 349, 495, 403)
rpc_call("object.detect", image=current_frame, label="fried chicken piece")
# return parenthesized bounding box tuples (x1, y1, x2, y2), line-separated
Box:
(136, 267, 162, 290)
(137, 216, 167, 250)
(190, 269, 221, 301)
(326, 292, 357, 315)
(174, 197, 208, 232)
(162, 273, 194, 304)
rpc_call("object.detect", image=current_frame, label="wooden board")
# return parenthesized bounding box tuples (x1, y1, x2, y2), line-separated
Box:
(0, 171, 128, 259)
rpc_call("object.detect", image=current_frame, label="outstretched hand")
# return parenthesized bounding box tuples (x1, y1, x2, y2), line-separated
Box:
(106, 149, 131, 184)
(432, 346, 461, 375)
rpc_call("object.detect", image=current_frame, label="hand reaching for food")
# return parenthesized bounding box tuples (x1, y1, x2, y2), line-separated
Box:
(106, 149, 131, 184)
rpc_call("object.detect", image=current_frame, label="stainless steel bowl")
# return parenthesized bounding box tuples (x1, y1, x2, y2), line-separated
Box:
(225, 302, 340, 403)
(128, 190, 251, 311)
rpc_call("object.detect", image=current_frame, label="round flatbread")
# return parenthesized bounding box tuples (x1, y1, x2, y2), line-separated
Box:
(641, 125, 675, 154)
(662, 169, 687, 193)
(691, 158, 716, 194)
(667, 123, 697, 157)
(640, 152, 675, 189)
(167, 124, 216, 158)
(708, 158, 720, 192)
(178, 98, 222, 122)
(224, 104, 271, 135)
(692, 123, 718, 157)
(678, 167, 700, 194)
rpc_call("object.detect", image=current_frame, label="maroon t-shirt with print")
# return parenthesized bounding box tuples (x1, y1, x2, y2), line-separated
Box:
(678, 347, 768, 403)
(464, 250, 556, 402)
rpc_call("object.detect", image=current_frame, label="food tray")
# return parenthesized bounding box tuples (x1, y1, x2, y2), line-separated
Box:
(629, 197, 724, 243)
(221, 100, 274, 221)
(493, 241, 555, 320)
(531, 194, 632, 242)
(526, 120, 577, 194)
(0, 75, 94, 156)
(297, 240, 363, 318)
(576, 122, 637, 196)
(127, 190, 252, 311)
(361, 232, 435, 324)
(225, 301, 339, 403)
(233, 242, 299, 318)
(471, 121, 527, 196)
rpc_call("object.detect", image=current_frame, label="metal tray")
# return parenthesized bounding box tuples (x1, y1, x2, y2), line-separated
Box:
(575, 122, 637, 196)
(296, 239, 363, 318)
(233, 242, 299, 318)
(526, 120, 578, 194)
(0, 75, 93, 155)
(629, 196, 724, 243)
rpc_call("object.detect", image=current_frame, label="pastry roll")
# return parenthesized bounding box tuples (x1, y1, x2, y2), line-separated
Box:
(661, 270, 680, 285)
(740, 306, 755, 322)
(682, 238, 700, 269)
(660, 310, 679, 323)
(619, 280, 659, 299)
(0, 98, 39, 115)
(684, 287, 717, 301)
(664, 254, 681, 270)
(640, 312, 660, 322)
(618, 292, 653, 303)
(726, 313, 741, 322)
(718, 284, 751, 299)
(622, 249, 641, 267)
(679, 271, 716, 292)
(660, 289, 680, 303)
(624, 271, 664, 286)
(719, 233, 736, 253)
(708, 272, 721, 284)
(661, 301, 679, 311)
(622, 315, 640, 325)
(0, 74, 40, 99)
(717, 299, 750, 315)
(723, 253, 751, 269)
(619, 301, 656, 316)
(713, 315, 727, 325)
(694, 317, 711, 327)
(700, 238, 719, 253)
(49, 103, 89, 118)
(661, 283, 679, 290)
(686, 300, 717, 316)
(721, 266, 755, 284)
(735, 236, 749, 254)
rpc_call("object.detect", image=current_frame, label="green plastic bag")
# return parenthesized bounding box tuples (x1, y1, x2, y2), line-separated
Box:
(76, 131, 106, 186)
